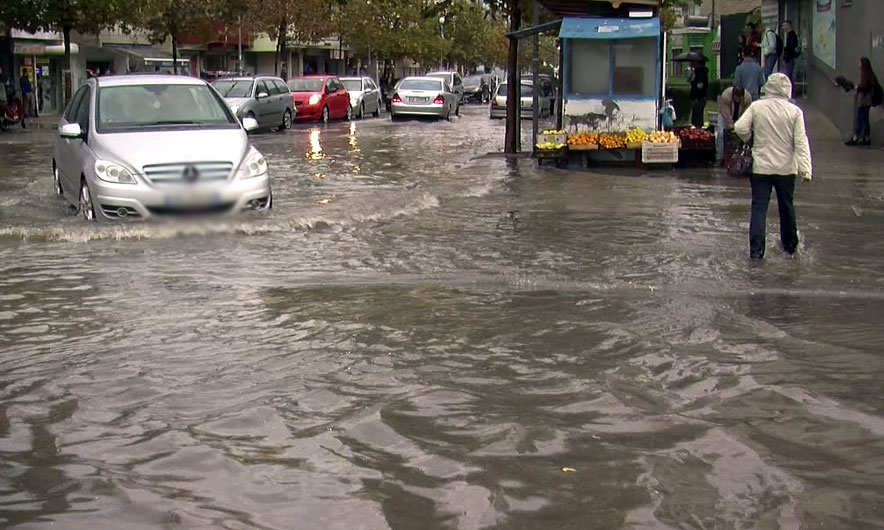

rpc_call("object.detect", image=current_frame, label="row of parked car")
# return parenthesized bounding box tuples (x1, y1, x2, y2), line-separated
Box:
(210, 74, 385, 131)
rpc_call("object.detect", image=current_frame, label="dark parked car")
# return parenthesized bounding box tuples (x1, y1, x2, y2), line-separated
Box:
(463, 74, 493, 103)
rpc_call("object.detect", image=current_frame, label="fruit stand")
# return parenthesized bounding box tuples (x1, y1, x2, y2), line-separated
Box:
(675, 126, 716, 167)
(535, 129, 570, 167)
(536, 127, 681, 169)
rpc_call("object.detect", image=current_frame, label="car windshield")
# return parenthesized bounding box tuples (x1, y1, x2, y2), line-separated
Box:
(288, 79, 324, 92)
(97, 84, 237, 131)
(211, 79, 253, 98)
(399, 79, 442, 91)
(341, 79, 363, 92)
(463, 76, 482, 87)
(497, 84, 534, 96)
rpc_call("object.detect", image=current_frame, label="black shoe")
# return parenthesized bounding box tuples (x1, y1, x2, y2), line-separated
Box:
(844, 138, 858, 146)
(858, 138, 870, 146)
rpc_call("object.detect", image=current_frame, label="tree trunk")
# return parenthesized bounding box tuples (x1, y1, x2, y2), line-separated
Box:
(172, 32, 179, 75)
(62, 26, 72, 105)
(276, 20, 288, 77)
(504, 0, 521, 154)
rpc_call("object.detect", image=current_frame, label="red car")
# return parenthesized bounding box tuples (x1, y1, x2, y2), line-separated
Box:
(288, 76, 351, 123)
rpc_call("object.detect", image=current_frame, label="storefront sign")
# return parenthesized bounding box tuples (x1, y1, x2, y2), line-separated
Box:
(812, 0, 836, 69)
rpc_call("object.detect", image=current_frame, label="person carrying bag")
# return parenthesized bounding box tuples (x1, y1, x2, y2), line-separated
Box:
(734, 73, 812, 260)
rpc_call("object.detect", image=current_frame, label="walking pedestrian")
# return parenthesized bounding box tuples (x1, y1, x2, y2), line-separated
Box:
(716, 86, 751, 163)
(733, 49, 765, 101)
(844, 58, 882, 146)
(19, 72, 35, 118)
(734, 73, 812, 260)
(745, 22, 761, 61)
(736, 35, 747, 66)
(781, 21, 800, 83)
(761, 24, 781, 79)
(688, 60, 709, 128)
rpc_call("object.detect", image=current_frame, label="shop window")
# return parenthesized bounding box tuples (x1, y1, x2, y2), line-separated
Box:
(671, 48, 684, 77)
(568, 39, 609, 95)
(612, 39, 656, 96)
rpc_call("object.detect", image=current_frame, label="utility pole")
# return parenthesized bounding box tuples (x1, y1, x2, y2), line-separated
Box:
(238, 16, 243, 74)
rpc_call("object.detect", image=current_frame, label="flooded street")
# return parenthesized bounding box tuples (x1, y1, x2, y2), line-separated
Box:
(1, 106, 883, 529)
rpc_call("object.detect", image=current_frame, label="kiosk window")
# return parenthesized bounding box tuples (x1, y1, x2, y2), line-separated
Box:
(568, 39, 609, 95)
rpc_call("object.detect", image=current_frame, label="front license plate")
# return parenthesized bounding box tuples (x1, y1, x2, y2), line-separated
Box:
(165, 190, 222, 207)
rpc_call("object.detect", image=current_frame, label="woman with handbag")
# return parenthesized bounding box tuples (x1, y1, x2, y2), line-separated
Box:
(734, 73, 813, 260)
(844, 57, 882, 146)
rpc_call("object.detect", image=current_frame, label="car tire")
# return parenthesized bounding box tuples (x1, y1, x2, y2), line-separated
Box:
(446, 107, 452, 122)
(345, 105, 352, 121)
(357, 103, 364, 119)
(79, 178, 96, 222)
(281, 109, 292, 129)
(373, 101, 381, 117)
(321, 106, 329, 124)
(52, 163, 63, 197)
(455, 103, 460, 117)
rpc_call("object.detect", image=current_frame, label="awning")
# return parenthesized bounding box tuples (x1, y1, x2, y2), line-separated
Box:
(104, 45, 190, 64)
(13, 43, 79, 56)
(559, 16, 660, 39)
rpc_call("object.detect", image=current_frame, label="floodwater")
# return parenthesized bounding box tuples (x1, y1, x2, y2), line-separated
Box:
(1, 106, 883, 529)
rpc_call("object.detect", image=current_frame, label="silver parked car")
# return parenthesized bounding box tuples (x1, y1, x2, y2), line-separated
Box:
(212, 75, 293, 131)
(426, 71, 465, 104)
(52, 75, 272, 221)
(489, 82, 551, 120)
(340, 76, 382, 119)
(390, 77, 458, 121)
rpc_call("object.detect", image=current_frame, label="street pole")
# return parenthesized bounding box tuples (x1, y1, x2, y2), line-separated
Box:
(532, 0, 539, 151)
(439, 16, 445, 70)
(238, 17, 243, 74)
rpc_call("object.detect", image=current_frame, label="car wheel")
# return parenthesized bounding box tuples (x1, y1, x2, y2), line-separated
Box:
(446, 107, 452, 122)
(357, 103, 364, 119)
(321, 106, 329, 124)
(282, 109, 292, 129)
(373, 100, 381, 117)
(455, 103, 460, 117)
(79, 179, 96, 222)
(345, 105, 352, 121)
(52, 163, 63, 197)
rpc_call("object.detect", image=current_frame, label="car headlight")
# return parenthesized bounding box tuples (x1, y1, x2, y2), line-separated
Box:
(94, 160, 136, 184)
(229, 103, 241, 115)
(308, 94, 321, 106)
(235, 146, 268, 179)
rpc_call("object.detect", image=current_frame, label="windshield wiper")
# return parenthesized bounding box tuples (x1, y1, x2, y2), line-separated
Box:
(145, 120, 201, 126)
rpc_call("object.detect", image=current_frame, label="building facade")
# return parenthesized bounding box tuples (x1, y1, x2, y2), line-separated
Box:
(766, 0, 883, 140)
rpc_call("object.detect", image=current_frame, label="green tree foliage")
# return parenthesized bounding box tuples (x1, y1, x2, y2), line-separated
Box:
(1, 0, 130, 101)
(245, 0, 337, 76)
(137, 0, 218, 74)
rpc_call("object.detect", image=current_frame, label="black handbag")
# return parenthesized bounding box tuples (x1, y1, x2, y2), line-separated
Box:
(727, 135, 753, 178)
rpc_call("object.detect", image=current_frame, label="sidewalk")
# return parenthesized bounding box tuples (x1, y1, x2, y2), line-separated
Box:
(798, 98, 884, 182)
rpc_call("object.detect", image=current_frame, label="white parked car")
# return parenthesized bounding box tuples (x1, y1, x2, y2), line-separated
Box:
(52, 75, 272, 221)
(340, 76, 382, 119)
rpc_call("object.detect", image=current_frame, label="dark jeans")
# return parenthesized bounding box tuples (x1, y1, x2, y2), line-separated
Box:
(854, 105, 871, 139)
(749, 174, 798, 258)
(691, 98, 706, 128)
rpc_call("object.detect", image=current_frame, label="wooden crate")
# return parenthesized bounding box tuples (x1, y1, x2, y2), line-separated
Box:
(642, 141, 679, 164)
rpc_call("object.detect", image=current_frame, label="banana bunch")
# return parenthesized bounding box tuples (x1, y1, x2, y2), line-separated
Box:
(599, 132, 627, 149)
(536, 141, 566, 150)
(626, 128, 648, 143)
(542, 129, 567, 135)
(647, 130, 677, 144)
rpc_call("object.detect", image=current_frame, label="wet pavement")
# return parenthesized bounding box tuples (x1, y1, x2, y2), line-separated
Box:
(1, 104, 883, 529)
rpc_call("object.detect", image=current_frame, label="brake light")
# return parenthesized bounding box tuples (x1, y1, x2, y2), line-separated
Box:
(392, 93, 402, 103)
(433, 96, 445, 105)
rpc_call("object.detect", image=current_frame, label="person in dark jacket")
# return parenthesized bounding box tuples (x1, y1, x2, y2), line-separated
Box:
(781, 21, 800, 83)
(688, 61, 709, 128)
(845, 57, 881, 146)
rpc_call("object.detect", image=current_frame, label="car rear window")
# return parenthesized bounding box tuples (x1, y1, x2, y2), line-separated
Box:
(497, 84, 534, 96)
(288, 79, 324, 92)
(212, 79, 253, 98)
(97, 84, 237, 131)
(399, 79, 443, 91)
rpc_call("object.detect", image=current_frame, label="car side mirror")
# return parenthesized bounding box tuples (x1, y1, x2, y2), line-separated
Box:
(241, 117, 259, 131)
(256, 92, 269, 99)
(60, 123, 84, 139)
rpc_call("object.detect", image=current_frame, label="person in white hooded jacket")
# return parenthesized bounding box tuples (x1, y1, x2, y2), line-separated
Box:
(734, 73, 812, 259)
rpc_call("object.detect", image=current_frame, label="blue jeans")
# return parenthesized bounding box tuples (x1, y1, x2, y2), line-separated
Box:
(854, 106, 871, 139)
(750, 174, 798, 258)
(781, 58, 796, 82)
(763, 54, 778, 78)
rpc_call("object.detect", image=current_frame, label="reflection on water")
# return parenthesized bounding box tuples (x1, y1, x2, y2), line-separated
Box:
(348, 121, 360, 153)
(307, 128, 326, 160)
(1, 108, 883, 529)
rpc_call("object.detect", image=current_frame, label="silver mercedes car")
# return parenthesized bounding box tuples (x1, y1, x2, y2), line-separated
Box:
(390, 77, 459, 121)
(52, 75, 272, 221)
